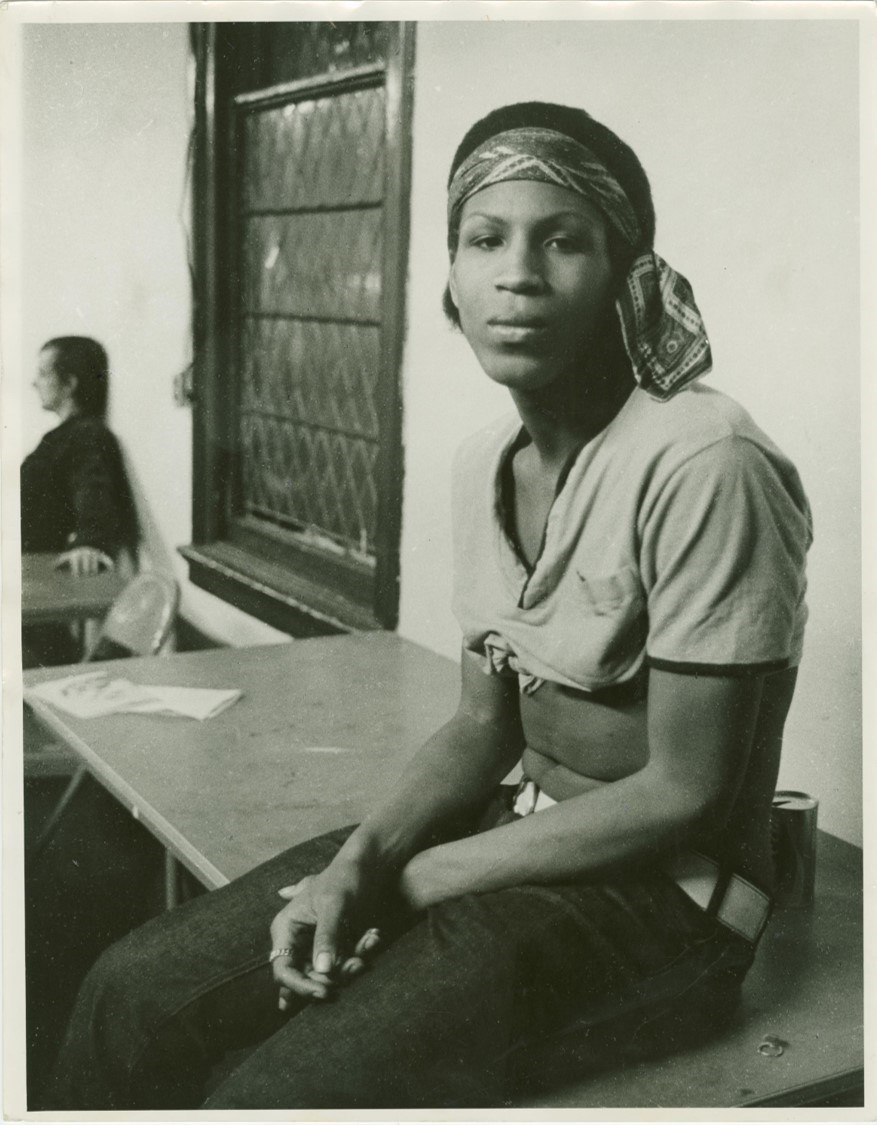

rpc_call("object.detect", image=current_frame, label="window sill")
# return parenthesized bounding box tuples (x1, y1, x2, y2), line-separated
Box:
(179, 542, 384, 636)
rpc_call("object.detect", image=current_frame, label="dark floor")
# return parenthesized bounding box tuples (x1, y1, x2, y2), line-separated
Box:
(24, 772, 171, 1108)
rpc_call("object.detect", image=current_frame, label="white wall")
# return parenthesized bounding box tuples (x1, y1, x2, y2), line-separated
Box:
(19, 23, 287, 648)
(397, 19, 862, 845)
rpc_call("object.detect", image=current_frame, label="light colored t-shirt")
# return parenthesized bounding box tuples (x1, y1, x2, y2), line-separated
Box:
(451, 385, 812, 694)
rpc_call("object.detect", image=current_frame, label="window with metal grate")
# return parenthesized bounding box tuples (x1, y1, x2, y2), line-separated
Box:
(182, 23, 414, 635)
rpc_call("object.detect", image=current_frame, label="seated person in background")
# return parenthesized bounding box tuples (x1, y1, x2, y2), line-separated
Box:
(49, 103, 812, 1110)
(21, 336, 138, 666)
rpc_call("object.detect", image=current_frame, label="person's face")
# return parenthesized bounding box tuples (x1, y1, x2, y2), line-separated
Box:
(448, 180, 616, 392)
(33, 348, 74, 414)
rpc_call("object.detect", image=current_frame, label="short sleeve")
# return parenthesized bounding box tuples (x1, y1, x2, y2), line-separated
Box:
(641, 436, 812, 675)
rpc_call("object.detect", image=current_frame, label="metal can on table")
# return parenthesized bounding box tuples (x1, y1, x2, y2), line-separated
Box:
(771, 790, 818, 907)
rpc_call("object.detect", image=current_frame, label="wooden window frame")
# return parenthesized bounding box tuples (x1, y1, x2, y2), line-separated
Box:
(181, 24, 414, 635)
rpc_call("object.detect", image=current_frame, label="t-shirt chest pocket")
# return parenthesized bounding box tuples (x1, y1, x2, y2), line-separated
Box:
(553, 565, 647, 686)
(577, 566, 643, 613)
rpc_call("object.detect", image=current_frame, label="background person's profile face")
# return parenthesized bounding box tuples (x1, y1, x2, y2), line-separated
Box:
(33, 348, 71, 414)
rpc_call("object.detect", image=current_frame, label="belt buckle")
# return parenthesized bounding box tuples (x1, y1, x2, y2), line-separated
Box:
(668, 852, 772, 944)
(715, 875, 772, 944)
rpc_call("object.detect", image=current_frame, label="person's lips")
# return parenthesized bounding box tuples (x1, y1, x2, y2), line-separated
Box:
(487, 317, 549, 344)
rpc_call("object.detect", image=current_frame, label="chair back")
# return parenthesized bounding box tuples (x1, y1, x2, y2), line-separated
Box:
(86, 572, 179, 661)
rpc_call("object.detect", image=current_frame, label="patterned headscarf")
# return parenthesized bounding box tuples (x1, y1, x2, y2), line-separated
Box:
(448, 126, 712, 402)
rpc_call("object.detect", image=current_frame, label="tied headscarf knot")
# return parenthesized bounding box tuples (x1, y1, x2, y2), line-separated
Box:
(448, 127, 712, 401)
(620, 251, 713, 401)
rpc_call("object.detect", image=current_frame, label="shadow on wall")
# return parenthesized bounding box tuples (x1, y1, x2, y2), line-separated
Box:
(121, 448, 179, 582)
(120, 448, 223, 654)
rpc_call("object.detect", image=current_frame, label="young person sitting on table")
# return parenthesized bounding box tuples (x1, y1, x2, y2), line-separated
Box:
(50, 102, 812, 1110)
(21, 336, 138, 666)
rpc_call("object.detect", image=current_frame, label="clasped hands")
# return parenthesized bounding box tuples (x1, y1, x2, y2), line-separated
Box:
(268, 853, 433, 1010)
(269, 873, 382, 1010)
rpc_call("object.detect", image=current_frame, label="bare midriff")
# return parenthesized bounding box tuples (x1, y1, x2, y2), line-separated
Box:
(518, 668, 799, 893)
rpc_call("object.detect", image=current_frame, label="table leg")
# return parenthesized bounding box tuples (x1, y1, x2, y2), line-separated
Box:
(164, 852, 180, 911)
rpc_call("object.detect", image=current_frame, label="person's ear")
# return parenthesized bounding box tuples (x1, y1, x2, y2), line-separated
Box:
(448, 263, 459, 310)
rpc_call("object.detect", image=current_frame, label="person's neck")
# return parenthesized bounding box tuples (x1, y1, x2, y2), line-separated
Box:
(510, 364, 635, 473)
(55, 401, 81, 423)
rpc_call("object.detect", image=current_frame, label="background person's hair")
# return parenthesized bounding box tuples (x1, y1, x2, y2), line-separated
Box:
(443, 101, 655, 330)
(41, 336, 109, 417)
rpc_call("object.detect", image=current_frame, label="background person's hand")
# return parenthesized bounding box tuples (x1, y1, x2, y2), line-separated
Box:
(55, 546, 114, 576)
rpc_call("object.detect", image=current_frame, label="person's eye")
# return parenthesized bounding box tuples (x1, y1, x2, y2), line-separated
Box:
(468, 233, 503, 250)
(546, 234, 585, 253)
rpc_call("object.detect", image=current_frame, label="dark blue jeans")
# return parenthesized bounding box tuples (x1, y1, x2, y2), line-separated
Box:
(49, 797, 757, 1110)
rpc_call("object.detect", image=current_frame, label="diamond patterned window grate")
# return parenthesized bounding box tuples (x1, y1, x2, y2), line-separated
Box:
(234, 48, 388, 565)
(189, 22, 411, 630)
(243, 86, 386, 213)
(264, 22, 390, 86)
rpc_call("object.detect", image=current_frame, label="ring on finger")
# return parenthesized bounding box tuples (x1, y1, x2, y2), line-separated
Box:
(268, 947, 294, 963)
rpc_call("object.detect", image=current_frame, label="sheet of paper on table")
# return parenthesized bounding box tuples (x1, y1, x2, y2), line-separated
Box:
(27, 670, 242, 721)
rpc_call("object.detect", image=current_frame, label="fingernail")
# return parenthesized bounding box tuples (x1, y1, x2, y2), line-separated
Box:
(314, 952, 332, 973)
(278, 996, 287, 1011)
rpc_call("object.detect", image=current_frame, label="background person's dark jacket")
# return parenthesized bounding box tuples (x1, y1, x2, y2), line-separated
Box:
(21, 415, 139, 558)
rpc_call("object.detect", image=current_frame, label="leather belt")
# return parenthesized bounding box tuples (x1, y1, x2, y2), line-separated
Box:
(512, 778, 771, 944)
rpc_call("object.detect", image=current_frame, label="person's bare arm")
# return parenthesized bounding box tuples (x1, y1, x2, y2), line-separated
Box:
(398, 668, 764, 908)
(269, 649, 525, 1001)
(347, 648, 527, 866)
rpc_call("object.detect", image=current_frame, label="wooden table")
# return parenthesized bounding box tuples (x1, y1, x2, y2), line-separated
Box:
(22, 634, 864, 1109)
(22, 552, 126, 626)
(24, 634, 460, 887)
